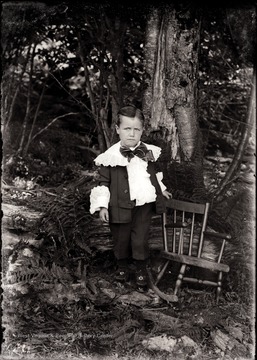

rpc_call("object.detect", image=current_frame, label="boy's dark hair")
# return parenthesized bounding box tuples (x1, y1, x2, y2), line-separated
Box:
(117, 105, 145, 126)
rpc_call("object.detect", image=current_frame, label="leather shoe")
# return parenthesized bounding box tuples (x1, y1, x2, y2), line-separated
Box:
(115, 268, 129, 282)
(136, 269, 147, 287)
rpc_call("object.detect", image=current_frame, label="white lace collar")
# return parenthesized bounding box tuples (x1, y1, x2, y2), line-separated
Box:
(94, 141, 161, 167)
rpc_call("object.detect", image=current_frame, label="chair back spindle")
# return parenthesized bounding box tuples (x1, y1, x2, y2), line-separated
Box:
(162, 212, 168, 252)
(188, 213, 195, 256)
(173, 210, 177, 252)
(197, 202, 210, 257)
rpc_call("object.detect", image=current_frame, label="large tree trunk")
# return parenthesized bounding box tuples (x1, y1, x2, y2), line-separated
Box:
(143, 6, 206, 200)
(143, 8, 179, 159)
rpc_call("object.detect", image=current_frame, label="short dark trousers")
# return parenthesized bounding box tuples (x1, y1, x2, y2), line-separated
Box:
(109, 202, 155, 261)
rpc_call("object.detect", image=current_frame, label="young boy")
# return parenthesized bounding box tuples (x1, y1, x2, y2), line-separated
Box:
(90, 105, 172, 289)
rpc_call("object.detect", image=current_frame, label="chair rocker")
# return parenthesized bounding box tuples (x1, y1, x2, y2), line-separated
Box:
(153, 198, 231, 303)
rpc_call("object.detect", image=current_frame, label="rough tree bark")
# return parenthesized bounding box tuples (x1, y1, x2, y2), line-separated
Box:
(143, 8, 178, 159)
(143, 6, 206, 199)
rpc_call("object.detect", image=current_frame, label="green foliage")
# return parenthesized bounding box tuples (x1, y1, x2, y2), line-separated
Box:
(198, 9, 254, 161)
(166, 161, 208, 202)
(199, 74, 252, 159)
(225, 8, 256, 66)
(6, 258, 73, 285)
(2, 3, 255, 163)
(3, 124, 93, 187)
(211, 183, 255, 306)
(27, 175, 94, 269)
(2, 3, 47, 65)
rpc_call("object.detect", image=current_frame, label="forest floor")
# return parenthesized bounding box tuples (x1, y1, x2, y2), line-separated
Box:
(1, 198, 255, 360)
(1, 262, 255, 360)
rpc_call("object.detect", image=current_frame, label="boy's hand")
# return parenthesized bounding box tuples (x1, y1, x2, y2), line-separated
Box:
(162, 190, 172, 199)
(99, 207, 109, 223)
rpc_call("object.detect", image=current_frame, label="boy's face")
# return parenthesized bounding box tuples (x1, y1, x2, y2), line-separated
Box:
(116, 115, 144, 148)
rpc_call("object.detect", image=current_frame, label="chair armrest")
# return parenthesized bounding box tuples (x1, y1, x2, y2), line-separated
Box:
(203, 231, 231, 240)
(165, 222, 188, 229)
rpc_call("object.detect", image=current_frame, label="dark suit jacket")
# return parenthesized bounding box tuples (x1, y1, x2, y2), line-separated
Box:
(97, 162, 166, 223)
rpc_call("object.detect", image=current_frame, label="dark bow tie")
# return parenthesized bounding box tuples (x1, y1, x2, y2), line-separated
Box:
(120, 142, 155, 162)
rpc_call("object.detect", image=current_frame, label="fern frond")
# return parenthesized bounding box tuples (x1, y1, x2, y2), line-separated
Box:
(5, 261, 73, 285)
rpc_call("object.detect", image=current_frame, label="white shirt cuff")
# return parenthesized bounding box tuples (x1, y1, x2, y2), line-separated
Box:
(156, 172, 167, 193)
(89, 185, 110, 214)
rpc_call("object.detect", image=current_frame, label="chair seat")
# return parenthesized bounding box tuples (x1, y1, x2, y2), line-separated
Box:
(160, 250, 230, 273)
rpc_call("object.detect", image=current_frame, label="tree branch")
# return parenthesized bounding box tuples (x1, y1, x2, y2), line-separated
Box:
(23, 80, 47, 155)
(30, 112, 80, 142)
(214, 69, 256, 200)
(4, 43, 32, 132)
(48, 72, 93, 117)
(77, 32, 96, 117)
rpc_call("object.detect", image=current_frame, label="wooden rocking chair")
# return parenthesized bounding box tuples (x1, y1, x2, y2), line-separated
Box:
(152, 198, 231, 303)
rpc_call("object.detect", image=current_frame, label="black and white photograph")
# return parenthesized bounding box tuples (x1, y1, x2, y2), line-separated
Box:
(1, 1, 256, 359)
